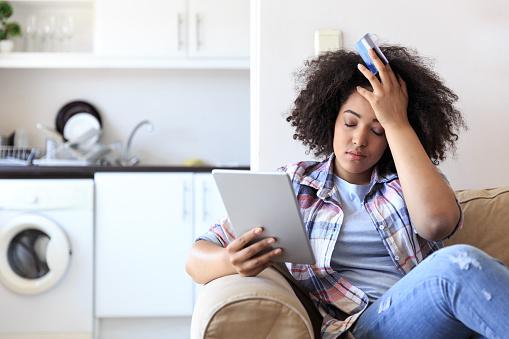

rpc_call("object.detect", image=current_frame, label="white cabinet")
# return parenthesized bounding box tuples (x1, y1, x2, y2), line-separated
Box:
(94, 0, 187, 57)
(95, 172, 194, 317)
(2, 0, 249, 68)
(193, 173, 227, 239)
(188, 0, 249, 58)
(94, 0, 249, 59)
(95, 172, 226, 318)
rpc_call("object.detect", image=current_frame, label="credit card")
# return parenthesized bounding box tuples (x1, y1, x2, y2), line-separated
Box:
(355, 33, 389, 75)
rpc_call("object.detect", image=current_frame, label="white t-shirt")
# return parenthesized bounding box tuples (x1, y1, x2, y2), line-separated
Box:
(331, 175, 403, 302)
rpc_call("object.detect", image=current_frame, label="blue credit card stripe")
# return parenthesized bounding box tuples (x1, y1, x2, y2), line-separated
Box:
(356, 40, 378, 75)
(355, 33, 389, 75)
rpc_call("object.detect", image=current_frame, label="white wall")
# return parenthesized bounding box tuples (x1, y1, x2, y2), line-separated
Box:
(251, 0, 509, 189)
(0, 69, 250, 166)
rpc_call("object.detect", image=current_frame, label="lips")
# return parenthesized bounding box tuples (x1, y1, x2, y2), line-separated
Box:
(345, 151, 366, 160)
(346, 151, 366, 157)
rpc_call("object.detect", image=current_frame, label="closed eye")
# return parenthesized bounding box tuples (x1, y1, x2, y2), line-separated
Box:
(345, 123, 384, 136)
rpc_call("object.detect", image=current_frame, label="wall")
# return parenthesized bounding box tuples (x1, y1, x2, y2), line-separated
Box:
(0, 69, 250, 166)
(251, 0, 509, 189)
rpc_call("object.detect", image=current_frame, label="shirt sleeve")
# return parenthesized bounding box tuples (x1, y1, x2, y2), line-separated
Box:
(194, 216, 237, 248)
(195, 229, 223, 246)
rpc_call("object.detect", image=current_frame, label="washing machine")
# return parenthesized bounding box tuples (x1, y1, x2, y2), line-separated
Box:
(0, 179, 94, 339)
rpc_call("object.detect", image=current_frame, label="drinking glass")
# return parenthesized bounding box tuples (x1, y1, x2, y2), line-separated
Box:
(25, 15, 38, 52)
(60, 15, 75, 52)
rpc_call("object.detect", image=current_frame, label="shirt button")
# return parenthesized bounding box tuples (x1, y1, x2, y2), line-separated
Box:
(394, 256, 400, 261)
(379, 225, 385, 230)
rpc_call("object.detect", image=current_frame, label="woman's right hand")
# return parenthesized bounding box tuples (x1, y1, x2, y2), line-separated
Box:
(226, 227, 283, 277)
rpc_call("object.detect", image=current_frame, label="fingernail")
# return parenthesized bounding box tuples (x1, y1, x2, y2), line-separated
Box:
(357, 64, 362, 69)
(255, 227, 263, 234)
(356, 86, 362, 91)
(268, 238, 275, 244)
(275, 248, 283, 254)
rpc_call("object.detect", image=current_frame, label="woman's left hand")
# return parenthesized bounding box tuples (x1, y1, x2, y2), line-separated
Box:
(356, 48, 409, 129)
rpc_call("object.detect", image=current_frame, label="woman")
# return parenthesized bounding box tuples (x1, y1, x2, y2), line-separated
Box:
(186, 45, 509, 338)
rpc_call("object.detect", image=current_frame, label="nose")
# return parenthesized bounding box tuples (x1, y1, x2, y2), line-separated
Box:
(352, 128, 369, 147)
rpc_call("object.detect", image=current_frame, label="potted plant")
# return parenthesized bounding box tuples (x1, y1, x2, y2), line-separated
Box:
(0, 1, 21, 53)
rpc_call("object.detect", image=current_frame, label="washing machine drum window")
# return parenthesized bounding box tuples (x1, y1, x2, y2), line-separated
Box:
(0, 215, 71, 295)
(8, 229, 51, 279)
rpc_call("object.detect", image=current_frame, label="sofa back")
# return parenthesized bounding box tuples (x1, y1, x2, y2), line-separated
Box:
(445, 187, 509, 266)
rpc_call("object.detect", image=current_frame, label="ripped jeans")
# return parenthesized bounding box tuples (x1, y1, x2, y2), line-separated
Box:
(351, 244, 509, 339)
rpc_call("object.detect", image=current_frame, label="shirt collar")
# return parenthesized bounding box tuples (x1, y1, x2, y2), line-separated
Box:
(300, 153, 398, 199)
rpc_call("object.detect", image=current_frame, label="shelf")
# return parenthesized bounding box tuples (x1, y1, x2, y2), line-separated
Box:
(9, 0, 92, 3)
(0, 53, 250, 70)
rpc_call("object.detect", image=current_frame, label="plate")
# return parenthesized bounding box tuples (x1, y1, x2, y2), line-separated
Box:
(55, 100, 102, 150)
(62, 113, 101, 149)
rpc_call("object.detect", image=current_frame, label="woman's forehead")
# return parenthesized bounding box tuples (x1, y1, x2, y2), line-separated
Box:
(339, 92, 377, 120)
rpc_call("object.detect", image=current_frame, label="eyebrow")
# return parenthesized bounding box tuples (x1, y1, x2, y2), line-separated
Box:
(344, 109, 379, 123)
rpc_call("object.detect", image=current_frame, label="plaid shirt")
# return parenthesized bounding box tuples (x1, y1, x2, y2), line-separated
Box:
(205, 154, 463, 338)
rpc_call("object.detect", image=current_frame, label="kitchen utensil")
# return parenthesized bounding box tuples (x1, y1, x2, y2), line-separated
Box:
(83, 144, 111, 163)
(35, 124, 108, 166)
(55, 101, 102, 150)
(51, 128, 101, 162)
(45, 139, 57, 159)
(36, 123, 64, 144)
(66, 128, 102, 149)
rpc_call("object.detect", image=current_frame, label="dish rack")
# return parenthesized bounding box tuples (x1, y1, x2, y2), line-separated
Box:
(0, 146, 40, 166)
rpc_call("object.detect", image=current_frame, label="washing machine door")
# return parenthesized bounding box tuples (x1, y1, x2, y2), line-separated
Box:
(0, 214, 71, 295)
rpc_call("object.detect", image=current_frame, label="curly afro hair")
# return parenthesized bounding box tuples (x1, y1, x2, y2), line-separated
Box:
(286, 45, 466, 175)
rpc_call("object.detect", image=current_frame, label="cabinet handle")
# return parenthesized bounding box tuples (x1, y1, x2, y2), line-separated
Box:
(195, 13, 202, 51)
(182, 181, 190, 219)
(202, 183, 208, 222)
(177, 13, 184, 50)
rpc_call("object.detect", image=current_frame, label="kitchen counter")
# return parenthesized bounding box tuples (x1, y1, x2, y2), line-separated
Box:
(0, 165, 250, 179)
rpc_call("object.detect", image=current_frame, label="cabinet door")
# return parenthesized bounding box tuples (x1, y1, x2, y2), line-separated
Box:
(94, 0, 187, 57)
(188, 0, 249, 58)
(193, 173, 227, 240)
(95, 172, 194, 317)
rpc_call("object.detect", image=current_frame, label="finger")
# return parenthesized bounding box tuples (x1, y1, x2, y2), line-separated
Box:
(236, 237, 277, 262)
(368, 48, 392, 87)
(238, 264, 268, 277)
(227, 226, 263, 252)
(398, 75, 408, 98)
(239, 248, 283, 275)
(357, 63, 383, 93)
(386, 64, 399, 87)
(356, 85, 374, 102)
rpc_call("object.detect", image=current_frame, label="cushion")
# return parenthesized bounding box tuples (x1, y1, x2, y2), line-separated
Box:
(190, 267, 314, 339)
(446, 187, 509, 266)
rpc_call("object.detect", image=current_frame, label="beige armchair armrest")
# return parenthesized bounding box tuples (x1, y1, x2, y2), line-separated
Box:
(191, 267, 314, 339)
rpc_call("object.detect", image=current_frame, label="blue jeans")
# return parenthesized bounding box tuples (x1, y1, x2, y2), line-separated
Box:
(351, 244, 509, 339)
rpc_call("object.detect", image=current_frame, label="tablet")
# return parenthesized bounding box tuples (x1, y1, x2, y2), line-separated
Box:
(212, 169, 316, 265)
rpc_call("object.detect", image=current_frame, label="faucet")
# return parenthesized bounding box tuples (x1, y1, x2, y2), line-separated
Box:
(121, 120, 154, 166)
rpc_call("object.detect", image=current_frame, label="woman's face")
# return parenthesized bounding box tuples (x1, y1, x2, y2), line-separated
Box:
(333, 91, 388, 184)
